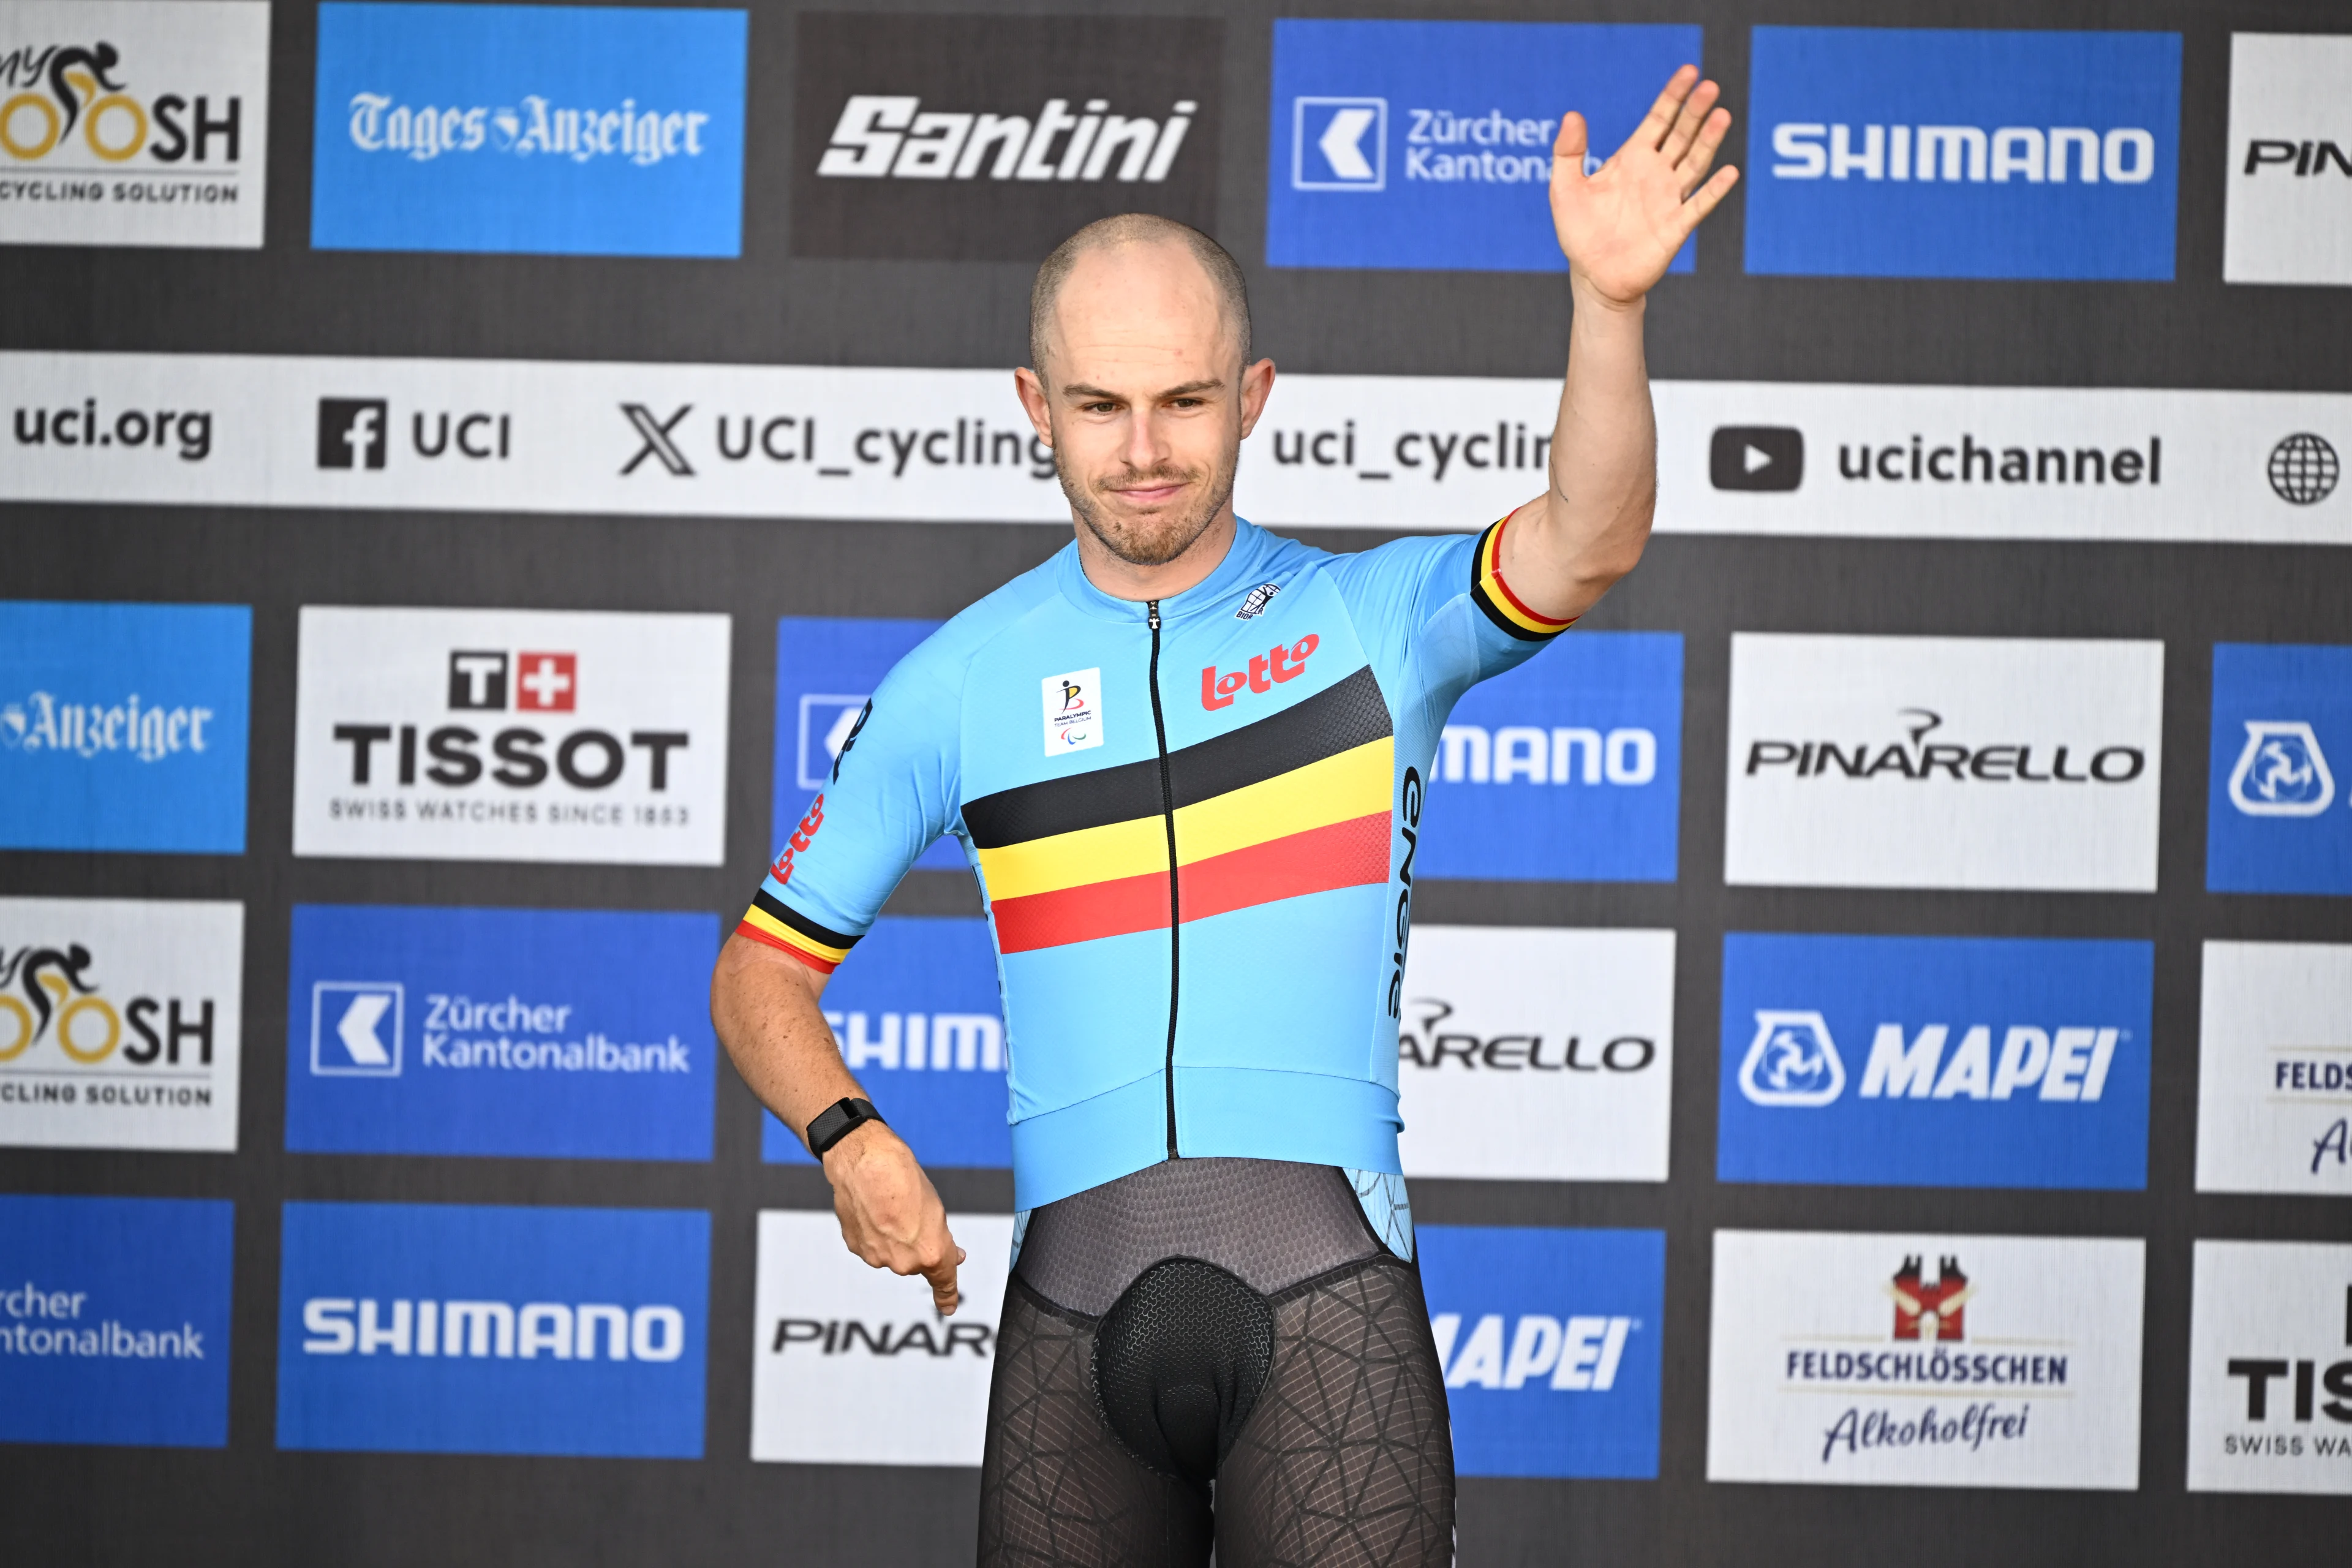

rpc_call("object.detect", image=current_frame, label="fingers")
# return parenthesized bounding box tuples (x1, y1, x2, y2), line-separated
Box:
(1675, 164, 1741, 238)
(1678, 105, 1734, 196)
(1630, 64, 1700, 153)
(1552, 110, 1589, 176)
(1660, 77, 1722, 165)
(923, 1243, 967, 1317)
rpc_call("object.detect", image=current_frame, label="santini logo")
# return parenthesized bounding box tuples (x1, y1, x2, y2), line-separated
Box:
(1745, 708, 2144, 784)
(1772, 124, 2157, 186)
(1741, 1010, 2124, 1109)
(816, 95, 1196, 183)
(302, 1297, 685, 1361)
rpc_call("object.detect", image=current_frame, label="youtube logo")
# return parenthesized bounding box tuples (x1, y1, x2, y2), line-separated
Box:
(1710, 426, 1804, 492)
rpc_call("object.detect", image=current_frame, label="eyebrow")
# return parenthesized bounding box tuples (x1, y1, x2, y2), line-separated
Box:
(1060, 379, 1226, 403)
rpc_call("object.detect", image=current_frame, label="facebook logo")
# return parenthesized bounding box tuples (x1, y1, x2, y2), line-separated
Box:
(311, 982, 403, 1076)
(1717, 932, 2154, 1190)
(2207, 643, 2352, 895)
(1294, 97, 1387, 190)
(1417, 631, 1681, 883)
(316, 398, 387, 469)
(764, 916, 1008, 1169)
(277, 1201, 709, 1457)
(1267, 20, 1700, 273)
(1417, 1226, 1663, 1479)
(1744, 27, 2182, 279)
(776, 617, 962, 872)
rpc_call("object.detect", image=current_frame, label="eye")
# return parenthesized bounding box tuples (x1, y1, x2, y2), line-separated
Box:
(1081, 401, 1118, 415)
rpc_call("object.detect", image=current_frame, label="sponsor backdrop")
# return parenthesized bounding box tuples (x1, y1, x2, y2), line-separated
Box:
(1, 1, 2347, 1565)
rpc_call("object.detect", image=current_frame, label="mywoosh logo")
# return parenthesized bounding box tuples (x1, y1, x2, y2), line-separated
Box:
(0, 2, 271, 249)
(291, 607, 729, 865)
(0, 897, 243, 1153)
(1724, 634, 2164, 892)
(790, 13, 1220, 261)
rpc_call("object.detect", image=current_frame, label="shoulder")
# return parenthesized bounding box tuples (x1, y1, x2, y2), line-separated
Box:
(883, 551, 1069, 701)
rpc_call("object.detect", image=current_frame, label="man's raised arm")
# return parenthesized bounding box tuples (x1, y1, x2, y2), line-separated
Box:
(1501, 65, 1738, 625)
(712, 931, 966, 1313)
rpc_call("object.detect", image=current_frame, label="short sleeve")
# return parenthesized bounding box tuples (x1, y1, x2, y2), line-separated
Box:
(734, 649, 962, 973)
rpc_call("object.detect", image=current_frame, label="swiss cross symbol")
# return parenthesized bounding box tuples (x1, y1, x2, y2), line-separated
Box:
(515, 652, 578, 712)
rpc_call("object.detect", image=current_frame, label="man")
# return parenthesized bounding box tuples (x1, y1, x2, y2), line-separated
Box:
(712, 67, 1735, 1567)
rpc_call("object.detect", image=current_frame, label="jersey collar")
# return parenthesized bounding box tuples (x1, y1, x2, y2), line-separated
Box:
(1052, 516, 1276, 624)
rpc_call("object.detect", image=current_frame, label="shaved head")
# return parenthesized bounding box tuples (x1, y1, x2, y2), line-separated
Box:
(1028, 213, 1251, 380)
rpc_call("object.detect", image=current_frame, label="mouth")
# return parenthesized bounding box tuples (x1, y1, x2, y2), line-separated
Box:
(1104, 478, 1189, 508)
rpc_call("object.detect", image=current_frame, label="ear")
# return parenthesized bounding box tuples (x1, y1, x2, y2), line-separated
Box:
(1012, 366, 1054, 448)
(1235, 358, 1277, 440)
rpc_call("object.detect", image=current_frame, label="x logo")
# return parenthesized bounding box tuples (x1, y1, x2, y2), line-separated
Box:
(620, 402, 695, 476)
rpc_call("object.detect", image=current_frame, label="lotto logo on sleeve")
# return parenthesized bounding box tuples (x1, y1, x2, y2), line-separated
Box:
(309, 2, 747, 257)
(775, 617, 960, 873)
(2187, 1240, 2352, 1494)
(276, 1202, 708, 1457)
(1717, 932, 2153, 1190)
(1418, 631, 1680, 883)
(0, 1195, 233, 1447)
(0, 601, 250, 853)
(1745, 28, 2180, 280)
(0, 2, 271, 249)
(0, 897, 243, 1152)
(1266, 20, 1700, 273)
(764, 917, 1008, 1169)
(1396, 927, 1673, 1183)
(286, 905, 717, 1161)
(1417, 1226, 1663, 1479)
(1708, 1231, 2144, 1489)
(750, 1209, 1012, 1465)
(2207, 644, 2352, 894)
(292, 606, 729, 865)
(2196, 941, 2352, 1195)
(1725, 635, 2163, 892)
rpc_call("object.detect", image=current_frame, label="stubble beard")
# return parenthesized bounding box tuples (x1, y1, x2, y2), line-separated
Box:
(1058, 438, 1241, 569)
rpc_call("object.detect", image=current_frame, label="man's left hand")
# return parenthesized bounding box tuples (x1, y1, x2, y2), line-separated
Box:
(1550, 64, 1738, 307)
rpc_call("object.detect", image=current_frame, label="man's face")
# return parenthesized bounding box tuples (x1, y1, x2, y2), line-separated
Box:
(1016, 242, 1273, 568)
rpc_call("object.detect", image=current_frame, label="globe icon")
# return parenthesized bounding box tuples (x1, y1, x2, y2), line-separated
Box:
(2268, 432, 2340, 506)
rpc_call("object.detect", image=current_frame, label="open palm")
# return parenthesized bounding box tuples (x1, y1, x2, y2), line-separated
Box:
(1551, 66, 1738, 305)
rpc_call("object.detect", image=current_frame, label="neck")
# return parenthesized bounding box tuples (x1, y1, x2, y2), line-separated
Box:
(1073, 505, 1238, 603)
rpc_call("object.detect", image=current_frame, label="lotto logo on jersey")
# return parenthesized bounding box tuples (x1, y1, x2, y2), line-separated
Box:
(292, 606, 729, 864)
(2206, 644, 2352, 894)
(773, 618, 962, 873)
(276, 1201, 709, 1457)
(1717, 932, 2153, 1190)
(1417, 1226, 1664, 1478)
(764, 917, 1009, 1169)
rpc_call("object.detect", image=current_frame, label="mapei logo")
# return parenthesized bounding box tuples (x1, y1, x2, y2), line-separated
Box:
(816, 94, 1197, 184)
(1738, 1010, 1844, 1106)
(2230, 721, 2335, 816)
(1433, 1308, 1637, 1392)
(1201, 633, 1317, 710)
(310, 981, 401, 1077)
(317, 398, 511, 470)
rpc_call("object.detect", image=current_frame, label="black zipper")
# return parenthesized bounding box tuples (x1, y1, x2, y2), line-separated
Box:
(1145, 598, 1181, 1160)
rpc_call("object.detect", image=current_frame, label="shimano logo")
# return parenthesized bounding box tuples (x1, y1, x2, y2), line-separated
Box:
(827, 1011, 1002, 1072)
(816, 95, 1196, 183)
(1771, 123, 2157, 185)
(1438, 724, 1656, 786)
(301, 1296, 685, 1360)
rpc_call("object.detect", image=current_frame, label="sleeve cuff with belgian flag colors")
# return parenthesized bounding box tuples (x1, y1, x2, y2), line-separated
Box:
(1469, 510, 1578, 643)
(736, 889, 859, 974)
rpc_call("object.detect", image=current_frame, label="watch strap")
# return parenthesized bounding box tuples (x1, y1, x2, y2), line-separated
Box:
(806, 1096, 884, 1156)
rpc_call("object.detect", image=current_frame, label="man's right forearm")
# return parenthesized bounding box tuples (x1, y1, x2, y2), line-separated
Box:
(710, 929, 861, 1145)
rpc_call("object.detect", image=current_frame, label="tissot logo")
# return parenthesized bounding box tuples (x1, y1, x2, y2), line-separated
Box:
(791, 14, 1220, 262)
(1708, 1231, 2145, 1490)
(1718, 933, 2153, 1191)
(752, 1209, 1013, 1466)
(0, 2, 272, 249)
(1711, 426, 1803, 491)
(292, 606, 729, 865)
(2188, 1240, 2352, 1494)
(0, 898, 243, 1152)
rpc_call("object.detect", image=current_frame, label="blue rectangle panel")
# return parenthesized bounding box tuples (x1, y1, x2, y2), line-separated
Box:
(2206, 643, 2352, 895)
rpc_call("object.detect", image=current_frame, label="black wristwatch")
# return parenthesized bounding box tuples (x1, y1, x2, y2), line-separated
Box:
(805, 1096, 885, 1156)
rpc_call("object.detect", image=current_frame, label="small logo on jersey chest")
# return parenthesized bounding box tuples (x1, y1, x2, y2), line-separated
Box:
(1202, 634, 1319, 710)
(1041, 668, 1104, 755)
(1235, 581, 1282, 620)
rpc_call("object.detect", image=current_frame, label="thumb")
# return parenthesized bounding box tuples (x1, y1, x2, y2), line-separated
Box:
(1553, 111, 1589, 176)
(925, 1242, 965, 1316)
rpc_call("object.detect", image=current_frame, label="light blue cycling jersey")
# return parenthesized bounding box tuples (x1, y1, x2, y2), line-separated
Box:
(738, 514, 1570, 1219)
